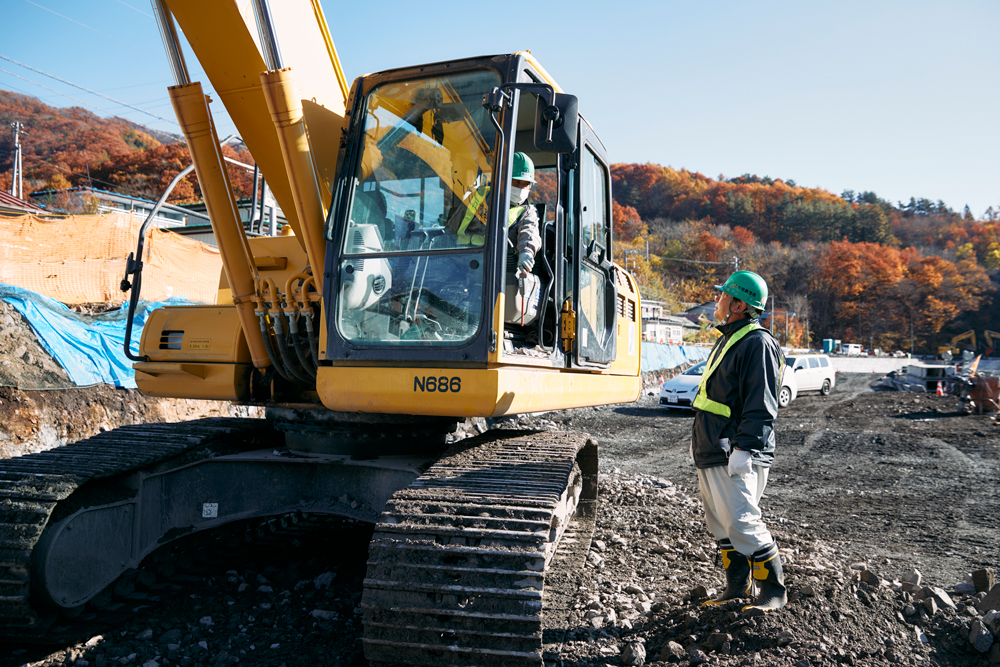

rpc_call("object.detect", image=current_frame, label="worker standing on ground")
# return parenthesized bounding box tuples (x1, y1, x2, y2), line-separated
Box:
(692, 270, 787, 612)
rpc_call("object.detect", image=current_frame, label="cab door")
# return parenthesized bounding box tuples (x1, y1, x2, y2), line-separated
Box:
(571, 122, 616, 366)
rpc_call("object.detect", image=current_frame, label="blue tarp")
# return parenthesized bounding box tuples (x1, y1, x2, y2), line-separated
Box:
(0, 283, 193, 389)
(640, 341, 711, 374)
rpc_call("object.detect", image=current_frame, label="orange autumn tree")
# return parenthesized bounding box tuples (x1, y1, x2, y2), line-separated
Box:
(612, 201, 646, 243)
(813, 241, 991, 351)
(813, 241, 906, 348)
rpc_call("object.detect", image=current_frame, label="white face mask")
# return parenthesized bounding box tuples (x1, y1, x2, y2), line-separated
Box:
(509, 186, 530, 206)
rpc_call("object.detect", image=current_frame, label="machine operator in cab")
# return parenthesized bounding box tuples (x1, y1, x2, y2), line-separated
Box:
(451, 152, 541, 273)
(691, 271, 787, 612)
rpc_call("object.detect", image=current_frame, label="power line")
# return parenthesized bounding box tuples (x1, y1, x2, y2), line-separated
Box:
(0, 55, 178, 126)
(111, 0, 154, 18)
(0, 67, 118, 116)
(23, 0, 154, 54)
(659, 256, 735, 266)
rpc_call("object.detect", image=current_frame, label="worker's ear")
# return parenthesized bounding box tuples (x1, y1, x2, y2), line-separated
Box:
(732, 299, 747, 314)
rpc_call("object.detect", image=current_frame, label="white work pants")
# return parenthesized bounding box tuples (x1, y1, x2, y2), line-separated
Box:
(697, 464, 773, 557)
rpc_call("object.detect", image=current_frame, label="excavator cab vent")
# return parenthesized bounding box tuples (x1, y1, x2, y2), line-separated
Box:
(159, 330, 184, 350)
(617, 294, 626, 318)
(615, 266, 635, 294)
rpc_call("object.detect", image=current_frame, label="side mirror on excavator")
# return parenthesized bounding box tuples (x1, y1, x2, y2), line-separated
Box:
(483, 83, 578, 154)
(533, 92, 578, 154)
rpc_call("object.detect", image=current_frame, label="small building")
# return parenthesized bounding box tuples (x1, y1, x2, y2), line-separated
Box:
(0, 190, 47, 217)
(28, 186, 206, 228)
(169, 197, 288, 247)
(641, 300, 698, 343)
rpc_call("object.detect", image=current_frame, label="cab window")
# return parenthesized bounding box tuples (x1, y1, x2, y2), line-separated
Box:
(335, 69, 500, 345)
(580, 147, 608, 253)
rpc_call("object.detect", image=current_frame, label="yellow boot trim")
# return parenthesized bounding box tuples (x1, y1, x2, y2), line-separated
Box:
(751, 554, 777, 580)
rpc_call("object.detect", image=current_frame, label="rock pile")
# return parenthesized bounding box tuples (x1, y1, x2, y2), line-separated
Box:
(553, 470, 998, 667)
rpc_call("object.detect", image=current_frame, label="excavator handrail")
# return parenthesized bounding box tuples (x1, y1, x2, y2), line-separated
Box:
(119, 162, 197, 363)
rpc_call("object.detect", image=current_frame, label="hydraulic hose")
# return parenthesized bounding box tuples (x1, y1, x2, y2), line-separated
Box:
(260, 277, 311, 385)
(303, 314, 319, 373)
(286, 313, 316, 379)
(257, 313, 292, 382)
(273, 314, 314, 384)
(297, 275, 320, 373)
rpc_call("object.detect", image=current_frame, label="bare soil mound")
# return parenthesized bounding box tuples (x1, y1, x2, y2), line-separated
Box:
(0, 301, 73, 390)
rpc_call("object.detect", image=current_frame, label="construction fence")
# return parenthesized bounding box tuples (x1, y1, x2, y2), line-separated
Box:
(0, 211, 222, 305)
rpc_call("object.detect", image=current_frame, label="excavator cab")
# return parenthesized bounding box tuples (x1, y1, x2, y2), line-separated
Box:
(316, 54, 639, 416)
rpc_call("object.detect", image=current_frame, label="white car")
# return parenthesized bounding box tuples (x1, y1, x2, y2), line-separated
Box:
(781, 353, 835, 407)
(661, 360, 802, 410)
(658, 362, 705, 410)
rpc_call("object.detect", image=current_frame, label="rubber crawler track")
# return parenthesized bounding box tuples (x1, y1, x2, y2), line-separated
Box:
(362, 430, 598, 667)
(0, 418, 267, 640)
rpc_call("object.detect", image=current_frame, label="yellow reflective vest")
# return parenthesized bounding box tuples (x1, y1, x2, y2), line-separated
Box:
(456, 186, 525, 247)
(693, 322, 783, 418)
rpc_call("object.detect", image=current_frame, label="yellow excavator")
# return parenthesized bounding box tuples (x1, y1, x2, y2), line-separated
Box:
(984, 330, 1000, 356)
(939, 330, 976, 358)
(0, 1, 641, 664)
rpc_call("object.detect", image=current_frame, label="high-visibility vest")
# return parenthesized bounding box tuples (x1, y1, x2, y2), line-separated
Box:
(693, 322, 782, 418)
(456, 185, 524, 246)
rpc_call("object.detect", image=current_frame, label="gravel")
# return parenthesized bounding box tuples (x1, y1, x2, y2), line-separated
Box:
(1, 372, 998, 666)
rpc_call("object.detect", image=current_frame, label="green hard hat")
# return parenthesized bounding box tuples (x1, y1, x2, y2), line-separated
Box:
(715, 271, 768, 310)
(512, 152, 535, 183)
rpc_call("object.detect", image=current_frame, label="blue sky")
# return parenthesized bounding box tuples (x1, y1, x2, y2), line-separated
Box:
(3, 0, 998, 217)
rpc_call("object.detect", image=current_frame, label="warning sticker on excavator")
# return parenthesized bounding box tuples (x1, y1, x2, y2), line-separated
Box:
(188, 339, 211, 350)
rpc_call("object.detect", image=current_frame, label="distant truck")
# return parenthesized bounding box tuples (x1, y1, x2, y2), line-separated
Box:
(840, 343, 863, 356)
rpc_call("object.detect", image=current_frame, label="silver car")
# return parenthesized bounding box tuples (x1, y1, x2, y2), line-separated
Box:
(659, 359, 801, 410)
(658, 362, 706, 410)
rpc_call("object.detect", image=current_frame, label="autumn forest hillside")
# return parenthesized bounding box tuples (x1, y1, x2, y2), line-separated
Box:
(0, 90, 256, 206)
(611, 163, 1000, 353)
(1, 90, 997, 354)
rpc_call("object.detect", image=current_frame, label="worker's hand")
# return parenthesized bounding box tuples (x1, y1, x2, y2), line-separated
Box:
(518, 251, 535, 273)
(727, 448, 753, 477)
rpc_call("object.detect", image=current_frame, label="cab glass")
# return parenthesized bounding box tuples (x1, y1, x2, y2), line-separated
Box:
(335, 70, 501, 345)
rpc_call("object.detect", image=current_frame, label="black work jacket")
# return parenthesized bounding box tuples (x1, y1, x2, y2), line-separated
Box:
(691, 317, 783, 469)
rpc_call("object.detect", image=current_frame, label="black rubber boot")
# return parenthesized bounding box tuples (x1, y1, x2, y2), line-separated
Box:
(701, 538, 751, 607)
(743, 542, 787, 612)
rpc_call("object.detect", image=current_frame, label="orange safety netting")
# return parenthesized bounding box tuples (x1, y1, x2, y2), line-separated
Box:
(0, 212, 222, 305)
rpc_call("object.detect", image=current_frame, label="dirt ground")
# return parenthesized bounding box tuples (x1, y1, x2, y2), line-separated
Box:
(1, 365, 998, 666)
(575, 373, 1000, 590)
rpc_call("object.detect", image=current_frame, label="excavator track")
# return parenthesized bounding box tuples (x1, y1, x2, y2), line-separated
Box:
(362, 429, 598, 667)
(0, 418, 269, 640)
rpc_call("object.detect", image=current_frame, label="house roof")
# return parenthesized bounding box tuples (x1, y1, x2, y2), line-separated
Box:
(0, 189, 45, 213)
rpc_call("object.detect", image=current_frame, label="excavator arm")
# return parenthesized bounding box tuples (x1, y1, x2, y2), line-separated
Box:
(984, 330, 999, 355)
(952, 330, 976, 352)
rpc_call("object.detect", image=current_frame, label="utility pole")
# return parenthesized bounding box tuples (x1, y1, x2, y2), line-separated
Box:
(10, 121, 25, 199)
(733, 255, 739, 271)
